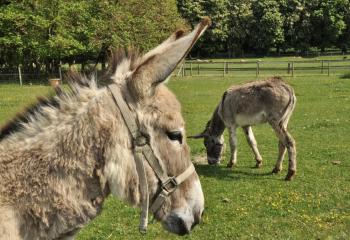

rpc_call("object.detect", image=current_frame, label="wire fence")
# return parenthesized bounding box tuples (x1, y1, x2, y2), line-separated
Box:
(0, 67, 103, 85)
(176, 59, 350, 78)
(0, 66, 66, 85)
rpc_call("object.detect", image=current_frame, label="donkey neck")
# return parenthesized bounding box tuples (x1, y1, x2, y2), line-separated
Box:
(208, 105, 225, 137)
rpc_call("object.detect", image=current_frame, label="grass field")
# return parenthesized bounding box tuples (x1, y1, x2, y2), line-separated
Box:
(0, 73, 350, 239)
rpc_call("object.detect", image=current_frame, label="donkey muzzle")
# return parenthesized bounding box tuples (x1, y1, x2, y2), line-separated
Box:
(164, 212, 200, 236)
(207, 156, 220, 165)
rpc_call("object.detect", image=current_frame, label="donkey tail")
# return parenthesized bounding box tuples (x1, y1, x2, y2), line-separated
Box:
(279, 84, 296, 129)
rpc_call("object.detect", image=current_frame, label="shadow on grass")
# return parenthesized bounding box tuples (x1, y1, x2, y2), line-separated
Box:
(340, 72, 350, 79)
(194, 164, 281, 181)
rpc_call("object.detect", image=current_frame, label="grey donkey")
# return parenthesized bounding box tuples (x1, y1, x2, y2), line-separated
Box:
(0, 18, 211, 239)
(190, 77, 297, 181)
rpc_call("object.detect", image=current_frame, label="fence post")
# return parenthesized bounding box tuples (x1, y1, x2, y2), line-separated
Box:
(256, 61, 260, 77)
(292, 61, 294, 77)
(180, 62, 184, 77)
(287, 62, 291, 74)
(327, 61, 330, 76)
(183, 62, 185, 76)
(59, 64, 62, 82)
(176, 62, 183, 76)
(190, 62, 192, 76)
(321, 60, 324, 74)
(223, 61, 226, 77)
(18, 65, 23, 86)
(197, 63, 200, 75)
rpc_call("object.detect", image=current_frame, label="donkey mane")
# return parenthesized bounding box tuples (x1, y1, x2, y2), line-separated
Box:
(0, 95, 60, 141)
(0, 49, 142, 141)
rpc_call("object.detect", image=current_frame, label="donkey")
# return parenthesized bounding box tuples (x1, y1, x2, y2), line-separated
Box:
(190, 77, 297, 180)
(0, 18, 211, 239)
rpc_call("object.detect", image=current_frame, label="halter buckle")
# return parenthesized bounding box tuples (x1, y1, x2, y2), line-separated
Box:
(162, 177, 178, 194)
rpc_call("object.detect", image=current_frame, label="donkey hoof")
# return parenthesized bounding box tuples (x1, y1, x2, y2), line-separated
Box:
(226, 163, 234, 168)
(255, 162, 263, 168)
(272, 167, 281, 174)
(285, 170, 296, 181)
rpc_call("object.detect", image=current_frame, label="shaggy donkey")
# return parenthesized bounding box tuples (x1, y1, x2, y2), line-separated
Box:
(190, 77, 297, 180)
(0, 19, 211, 239)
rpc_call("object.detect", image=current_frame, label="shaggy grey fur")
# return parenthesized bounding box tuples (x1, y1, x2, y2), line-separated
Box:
(0, 18, 211, 239)
(192, 77, 297, 180)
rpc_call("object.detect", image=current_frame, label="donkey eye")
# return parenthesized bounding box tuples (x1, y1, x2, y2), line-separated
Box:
(166, 131, 183, 144)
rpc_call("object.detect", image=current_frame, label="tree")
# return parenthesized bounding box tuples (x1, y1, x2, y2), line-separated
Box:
(0, 0, 185, 72)
(333, 0, 350, 52)
(278, 0, 307, 53)
(248, 0, 284, 54)
(177, 0, 285, 56)
(226, 0, 253, 57)
(0, 2, 50, 71)
(308, 0, 346, 52)
(177, 0, 229, 57)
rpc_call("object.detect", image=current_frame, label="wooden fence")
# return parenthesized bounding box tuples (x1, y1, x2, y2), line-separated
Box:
(176, 59, 350, 77)
(0, 66, 101, 85)
(1, 58, 350, 85)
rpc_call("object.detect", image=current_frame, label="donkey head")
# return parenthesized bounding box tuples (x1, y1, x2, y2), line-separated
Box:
(189, 120, 225, 165)
(104, 18, 211, 235)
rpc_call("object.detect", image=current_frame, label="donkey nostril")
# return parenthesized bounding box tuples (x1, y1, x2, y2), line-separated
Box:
(175, 217, 190, 235)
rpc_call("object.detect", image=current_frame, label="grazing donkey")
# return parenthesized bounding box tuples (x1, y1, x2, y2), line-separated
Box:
(0, 18, 211, 239)
(190, 77, 297, 180)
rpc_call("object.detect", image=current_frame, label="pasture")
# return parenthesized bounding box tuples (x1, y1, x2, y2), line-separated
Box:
(0, 73, 349, 239)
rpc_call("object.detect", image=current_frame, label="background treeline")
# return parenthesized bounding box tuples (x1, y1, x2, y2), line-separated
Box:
(177, 0, 350, 57)
(1, 0, 350, 73)
(0, 0, 185, 73)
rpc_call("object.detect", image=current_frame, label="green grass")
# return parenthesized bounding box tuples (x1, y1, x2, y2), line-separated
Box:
(0, 73, 350, 239)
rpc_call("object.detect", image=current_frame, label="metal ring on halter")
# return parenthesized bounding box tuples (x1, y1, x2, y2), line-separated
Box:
(161, 177, 178, 194)
(134, 134, 148, 147)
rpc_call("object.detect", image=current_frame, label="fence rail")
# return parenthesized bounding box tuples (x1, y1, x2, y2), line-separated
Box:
(0, 67, 102, 85)
(176, 59, 350, 77)
(1, 58, 350, 85)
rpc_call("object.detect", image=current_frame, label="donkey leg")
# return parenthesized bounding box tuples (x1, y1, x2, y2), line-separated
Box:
(284, 130, 296, 181)
(272, 125, 296, 180)
(272, 140, 286, 173)
(227, 127, 238, 168)
(242, 126, 263, 168)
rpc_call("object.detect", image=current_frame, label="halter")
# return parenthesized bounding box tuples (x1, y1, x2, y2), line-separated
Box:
(107, 83, 195, 233)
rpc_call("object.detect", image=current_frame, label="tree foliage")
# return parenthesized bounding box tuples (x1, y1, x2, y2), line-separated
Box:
(0, 0, 185, 71)
(1, 0, 350, 69)
(177, 0, 350, 56)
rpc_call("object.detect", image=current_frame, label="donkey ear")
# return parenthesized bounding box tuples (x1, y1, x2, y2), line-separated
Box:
(188, 119, 211, 139)
(129, 17, 211, 99)
(187, 133, 207, 139)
